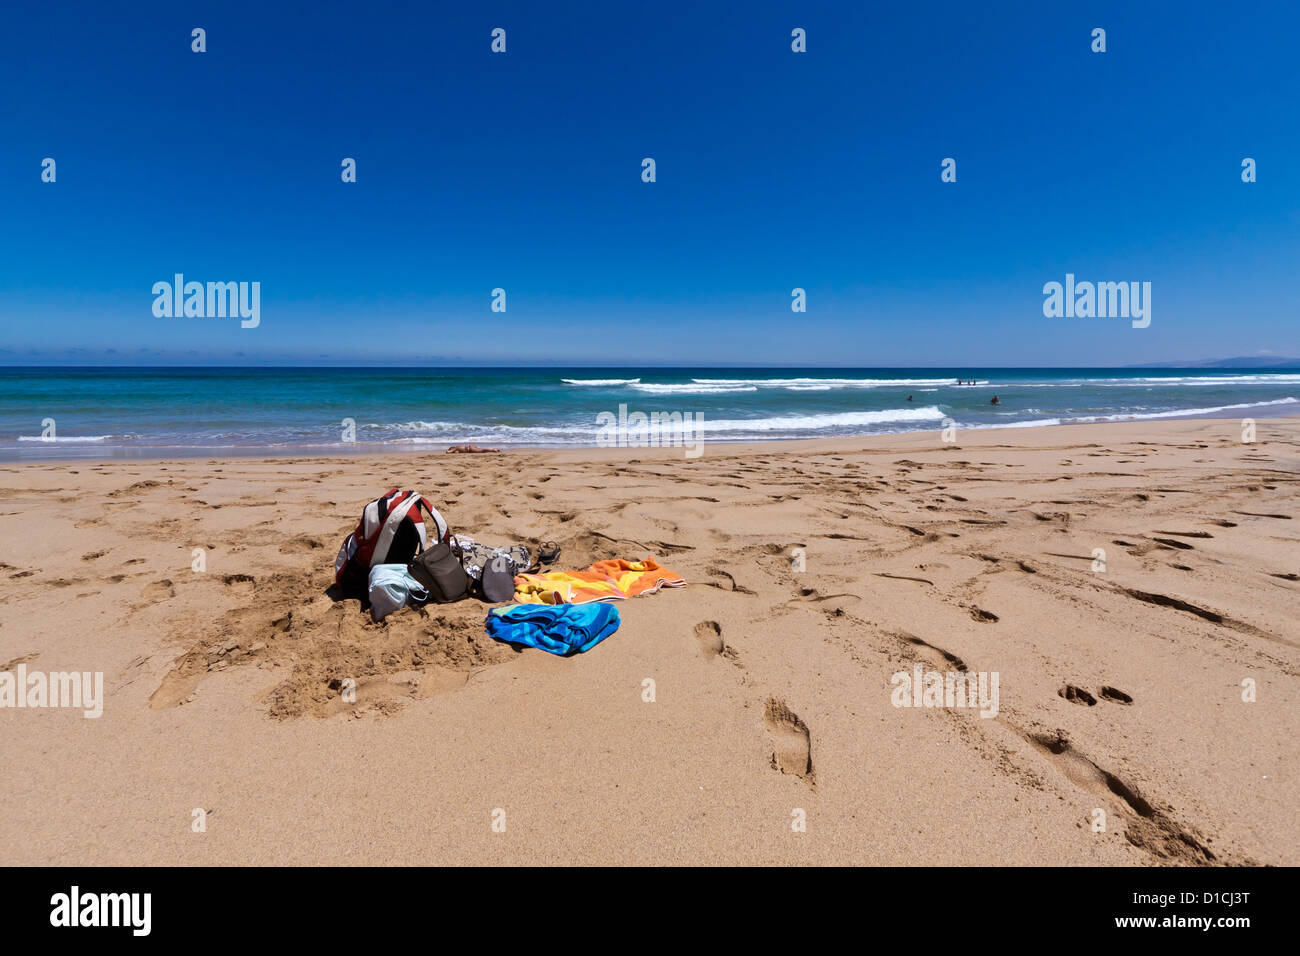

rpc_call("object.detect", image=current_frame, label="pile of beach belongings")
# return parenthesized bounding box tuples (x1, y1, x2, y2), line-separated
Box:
(332, 489, 685, 655)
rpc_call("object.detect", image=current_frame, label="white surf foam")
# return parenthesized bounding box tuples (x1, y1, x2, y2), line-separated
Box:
(700, 407, 946, 433)
(690, 377, 956, 389)
(630, 383, 759, 394)
(957, 396, 1297, 433)
(17, 435, 118, 443)
(561, 378, 642, 386)
(1067, 396, 1298, 422)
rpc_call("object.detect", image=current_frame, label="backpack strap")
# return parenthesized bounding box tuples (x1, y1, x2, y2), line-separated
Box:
(415, 496, 449, 543)
(373, 491, 425, 564)
(363, 488, 401, 539)
(366, 491, 450, 566)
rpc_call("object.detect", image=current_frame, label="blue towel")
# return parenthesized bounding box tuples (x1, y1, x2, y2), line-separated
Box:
(485, 602, 621, 656)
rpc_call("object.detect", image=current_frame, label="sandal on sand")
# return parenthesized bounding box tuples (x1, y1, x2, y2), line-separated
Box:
(538, 541, 561, 565)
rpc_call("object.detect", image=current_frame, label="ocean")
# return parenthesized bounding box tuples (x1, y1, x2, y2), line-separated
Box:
(2, 366, 1297, 461)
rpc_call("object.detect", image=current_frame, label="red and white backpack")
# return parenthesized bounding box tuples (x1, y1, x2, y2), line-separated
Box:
(334, 489, 449, 592)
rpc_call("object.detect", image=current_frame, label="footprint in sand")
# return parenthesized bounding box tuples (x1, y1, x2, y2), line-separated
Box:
(902, 634, 968, 672)
(1020, 729, 1218, 863)
(278, 535, 326, 554)
(764, 697, 814, 783)
(1099, 686, 1133, 704)
(222, 573, 256, 595)
(703, 567, 754, 594)
(1059, 684, 1097, 706)
(1028, 732, 1153, 817)
(141, 579, 176, 601)
(693, 621, 724, 658)
(108, 480, 162, 498)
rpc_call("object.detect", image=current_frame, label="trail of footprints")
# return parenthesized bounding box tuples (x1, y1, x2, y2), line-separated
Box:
(898, 630, 1226, 863)
(1060, 684, 1133, 706)
(18, 450, 1284, 856)
(692, 619, 814, 788)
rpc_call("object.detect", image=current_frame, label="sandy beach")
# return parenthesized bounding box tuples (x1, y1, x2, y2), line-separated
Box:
(1, 416, 1296, 866)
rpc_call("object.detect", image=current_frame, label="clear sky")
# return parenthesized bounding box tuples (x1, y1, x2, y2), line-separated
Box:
(2, 0, 1297, 366)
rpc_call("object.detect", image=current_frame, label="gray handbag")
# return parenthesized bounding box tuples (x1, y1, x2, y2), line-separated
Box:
(407, 540, 470, 603)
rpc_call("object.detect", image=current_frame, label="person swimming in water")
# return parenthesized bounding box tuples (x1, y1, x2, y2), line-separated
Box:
(990, 395, 999, 405)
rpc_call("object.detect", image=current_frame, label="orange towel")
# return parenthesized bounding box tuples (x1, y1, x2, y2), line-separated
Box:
(513, 556, 686, 605)
(588, 557, 686, 597)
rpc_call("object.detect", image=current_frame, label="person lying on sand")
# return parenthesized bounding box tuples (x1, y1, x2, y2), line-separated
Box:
(446, 444, 500, 454)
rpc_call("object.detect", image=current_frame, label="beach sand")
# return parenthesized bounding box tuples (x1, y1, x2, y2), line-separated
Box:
(1, 416, 1296, 866)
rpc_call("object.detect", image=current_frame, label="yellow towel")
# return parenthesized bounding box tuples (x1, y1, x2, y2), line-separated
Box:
(512, 571, 626, 605)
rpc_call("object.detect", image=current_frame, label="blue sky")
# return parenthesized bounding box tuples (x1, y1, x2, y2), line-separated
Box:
(1, 0, 1297, 366)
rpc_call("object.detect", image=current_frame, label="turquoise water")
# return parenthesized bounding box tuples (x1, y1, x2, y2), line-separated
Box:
(1, 367, 1297, 460)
